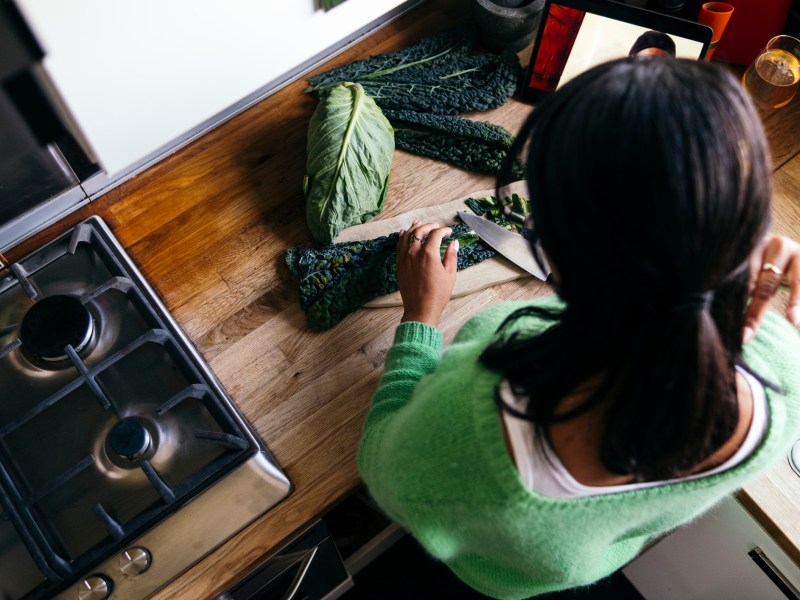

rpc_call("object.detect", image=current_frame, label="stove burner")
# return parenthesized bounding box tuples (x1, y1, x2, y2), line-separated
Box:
(19, 295, 94, 362)
(108, 418, 152, 461)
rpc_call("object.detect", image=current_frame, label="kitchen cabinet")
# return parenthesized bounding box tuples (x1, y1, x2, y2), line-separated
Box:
(12, 0, 421, 180)
(0, 3, 96, 251)
(624, 496, 800, 599)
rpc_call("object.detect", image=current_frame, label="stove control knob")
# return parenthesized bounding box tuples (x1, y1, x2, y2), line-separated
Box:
(78, 574, 113, 600)
(119, 547, 152, 576)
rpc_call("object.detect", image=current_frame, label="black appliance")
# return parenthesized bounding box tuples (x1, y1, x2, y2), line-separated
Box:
(0, 1, 100, 253)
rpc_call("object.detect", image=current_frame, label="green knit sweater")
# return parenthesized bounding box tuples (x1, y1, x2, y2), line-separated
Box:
(357, 296, 800, 599)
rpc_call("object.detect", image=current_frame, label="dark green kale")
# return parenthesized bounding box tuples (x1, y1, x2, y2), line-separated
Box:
(306, 26, 478, 92)
(384, 109, 526, 178)
(285, 223, 495, 331)
(357, 51, 520, 115)
(465, 193, 532, 231)
(306, 27, 520, 115)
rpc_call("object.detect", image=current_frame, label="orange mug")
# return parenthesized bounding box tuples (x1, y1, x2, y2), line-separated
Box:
(697, 2, 734, 60)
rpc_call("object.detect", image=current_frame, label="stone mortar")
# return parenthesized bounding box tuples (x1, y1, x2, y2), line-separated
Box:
(472, 0, 545, 52)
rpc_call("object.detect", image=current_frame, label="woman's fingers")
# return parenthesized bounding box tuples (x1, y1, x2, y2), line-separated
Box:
(442, 239, 460, 273)
(397, 220, 420, 255)
(784, 251, 800, 325)
(420, 226, 458, 274)
(420, 224, 452, 251)
(395, 221, 457, 327)
(744, 235, 800, 343)
(399, 221, 455, 262)
(404, 222, 446, 252)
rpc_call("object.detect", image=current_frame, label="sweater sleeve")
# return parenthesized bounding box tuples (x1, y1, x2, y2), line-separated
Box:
(357, 321, 443, 488)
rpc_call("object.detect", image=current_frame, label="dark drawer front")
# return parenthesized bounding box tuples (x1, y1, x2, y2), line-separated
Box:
(218, 520, 351, 600)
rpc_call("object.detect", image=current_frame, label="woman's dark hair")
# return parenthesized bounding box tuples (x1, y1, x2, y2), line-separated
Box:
(629, 30, 677, 57)
(483, 58, 772, 481)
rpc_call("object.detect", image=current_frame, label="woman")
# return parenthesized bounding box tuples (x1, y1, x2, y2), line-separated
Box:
(357, 57, 800, 599)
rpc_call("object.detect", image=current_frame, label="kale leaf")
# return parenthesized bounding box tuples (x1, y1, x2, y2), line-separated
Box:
(306, 26, 477, 92)
(285, 223, 496, 331)
(306, 26, 520, 116)
(356, 51, 520, 115)
(304, 82, 395, 244)
(384, 109, 526, 178)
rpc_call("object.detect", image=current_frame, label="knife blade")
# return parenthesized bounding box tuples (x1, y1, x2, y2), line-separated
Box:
(456, 211, 549, 281)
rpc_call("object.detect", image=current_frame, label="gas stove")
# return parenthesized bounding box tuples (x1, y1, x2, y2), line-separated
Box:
(0, 217, 291, 599)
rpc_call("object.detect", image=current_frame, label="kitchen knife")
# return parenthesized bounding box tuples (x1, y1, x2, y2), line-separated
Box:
(456, 211, 549, 281)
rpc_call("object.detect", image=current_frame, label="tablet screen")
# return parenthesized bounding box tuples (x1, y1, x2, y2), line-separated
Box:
(521, 0, 712, 102)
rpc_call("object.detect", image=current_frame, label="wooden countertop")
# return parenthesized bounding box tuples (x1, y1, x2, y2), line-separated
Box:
(8, 0, 800, 595)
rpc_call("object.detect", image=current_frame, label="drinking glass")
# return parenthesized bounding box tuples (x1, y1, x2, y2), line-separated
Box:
(742, 35, 800, 110)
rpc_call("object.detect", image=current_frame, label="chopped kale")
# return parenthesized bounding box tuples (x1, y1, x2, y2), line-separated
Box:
(464, 193, 532, 231)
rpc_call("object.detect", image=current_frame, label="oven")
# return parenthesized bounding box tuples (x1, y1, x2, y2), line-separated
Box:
(0, 217, 291, 599)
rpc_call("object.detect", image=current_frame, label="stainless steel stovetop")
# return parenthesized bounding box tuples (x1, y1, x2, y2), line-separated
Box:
(0, 217, 291, 599)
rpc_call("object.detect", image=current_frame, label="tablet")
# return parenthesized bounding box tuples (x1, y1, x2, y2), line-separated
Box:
(521, 0, 713, 103)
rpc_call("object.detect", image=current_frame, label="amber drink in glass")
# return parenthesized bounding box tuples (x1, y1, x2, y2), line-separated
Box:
(742, 35, 800, 109)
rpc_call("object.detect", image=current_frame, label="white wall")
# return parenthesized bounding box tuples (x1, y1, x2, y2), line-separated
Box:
(16, 0, 409, 175)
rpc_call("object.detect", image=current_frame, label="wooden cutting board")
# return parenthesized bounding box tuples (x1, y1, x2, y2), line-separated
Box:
(334, 181, 531, 307)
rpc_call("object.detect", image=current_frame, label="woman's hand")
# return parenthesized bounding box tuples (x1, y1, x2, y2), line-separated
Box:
(744, 234, 800, 343)
(396, 221, 459, 327)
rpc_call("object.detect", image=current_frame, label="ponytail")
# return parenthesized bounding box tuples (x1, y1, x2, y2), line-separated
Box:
(600, 293, 737, 480)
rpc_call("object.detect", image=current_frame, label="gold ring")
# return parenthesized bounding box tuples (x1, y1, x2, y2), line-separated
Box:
(762, 262, 783, 276)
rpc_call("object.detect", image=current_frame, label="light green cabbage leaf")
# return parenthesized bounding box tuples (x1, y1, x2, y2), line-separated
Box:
(304, 82, 394, 244)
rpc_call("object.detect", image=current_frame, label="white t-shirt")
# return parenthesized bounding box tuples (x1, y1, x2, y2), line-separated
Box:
(499, 367, 768, 498)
